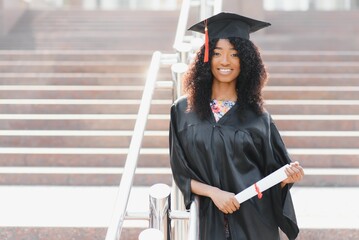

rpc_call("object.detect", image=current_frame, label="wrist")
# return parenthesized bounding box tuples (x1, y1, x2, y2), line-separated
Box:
(207, 186, 219, 199)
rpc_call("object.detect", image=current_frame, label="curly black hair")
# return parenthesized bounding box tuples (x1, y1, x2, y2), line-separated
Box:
(183, 37, 268, 119)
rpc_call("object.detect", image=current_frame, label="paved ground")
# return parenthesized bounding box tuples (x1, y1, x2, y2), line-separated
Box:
(0, 186, 358, 230)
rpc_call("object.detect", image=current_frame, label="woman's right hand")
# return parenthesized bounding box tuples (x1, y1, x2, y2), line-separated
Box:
(209, 188, 240, 214)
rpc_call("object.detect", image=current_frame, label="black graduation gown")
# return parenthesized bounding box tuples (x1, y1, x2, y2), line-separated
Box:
(169, 96, 299, 240)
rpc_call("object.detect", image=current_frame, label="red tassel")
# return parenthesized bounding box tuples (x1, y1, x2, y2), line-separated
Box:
(254, 183, 263, 199)
(204, 20, 209, 63)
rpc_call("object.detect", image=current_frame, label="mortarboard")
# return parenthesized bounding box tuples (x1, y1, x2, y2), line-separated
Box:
(188, 12, 271, 62)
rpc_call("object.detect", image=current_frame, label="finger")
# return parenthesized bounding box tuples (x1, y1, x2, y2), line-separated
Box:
(233, 199, 240, 209)
(229, 202, 238, 212)
(285, 167, 295, 176)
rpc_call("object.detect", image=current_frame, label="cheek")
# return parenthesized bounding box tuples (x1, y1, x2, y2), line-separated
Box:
(234, 62, 241, 74)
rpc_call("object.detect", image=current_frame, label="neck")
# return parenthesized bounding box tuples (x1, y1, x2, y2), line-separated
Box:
(211, 81, 237, 102)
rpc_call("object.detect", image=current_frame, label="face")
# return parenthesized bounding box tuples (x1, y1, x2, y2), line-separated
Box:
(210, 39, 240, 84)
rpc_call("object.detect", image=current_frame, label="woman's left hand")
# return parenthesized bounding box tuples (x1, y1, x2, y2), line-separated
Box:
(281, 161, 305, 188)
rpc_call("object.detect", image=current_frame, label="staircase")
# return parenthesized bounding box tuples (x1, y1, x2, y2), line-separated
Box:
(0, 9, 177, 240)
(0, 7, 358, 240)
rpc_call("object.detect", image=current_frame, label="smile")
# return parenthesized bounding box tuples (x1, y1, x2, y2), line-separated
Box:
(218, 68, 232, 73)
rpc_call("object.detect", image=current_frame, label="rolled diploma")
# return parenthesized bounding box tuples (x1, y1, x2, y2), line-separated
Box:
(235, 164, 289, 204)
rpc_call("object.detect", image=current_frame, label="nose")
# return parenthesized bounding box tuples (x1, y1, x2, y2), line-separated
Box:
(220, 54, 229, 65)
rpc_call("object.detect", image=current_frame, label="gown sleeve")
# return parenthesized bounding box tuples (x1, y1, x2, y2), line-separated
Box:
(267, 119, 300, 239)
(169, 103, 196, 209)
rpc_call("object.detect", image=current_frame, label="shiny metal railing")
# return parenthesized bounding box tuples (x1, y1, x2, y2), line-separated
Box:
(105, 51, 163, 240)
(171, 1, 222, 240)
(106, 0, 222, 239)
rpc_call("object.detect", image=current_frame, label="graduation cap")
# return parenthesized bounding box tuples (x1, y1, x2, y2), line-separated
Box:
(188, 12, 271, 62)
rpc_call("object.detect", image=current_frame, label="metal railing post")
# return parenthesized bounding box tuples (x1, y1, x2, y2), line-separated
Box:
(149, 184, 171, 240)
(105, 51, 162, 240)
(139, 228, 164, 240)
(188, 196, 200, 240)
(171, 62, 188, 102)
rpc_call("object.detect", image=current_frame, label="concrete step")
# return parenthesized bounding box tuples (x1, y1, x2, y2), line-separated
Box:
(0, 61, 171, 73)
(0, 147, 358, 168)
(1, 130, 359, 149)
(0, 73, 357, 86)
(264, 86, 359, 100)
(1, 86, 358, 100)
(2, 100, 359, 114)
(0, 50, 153, 61)
(262, 51, 359, 62)
(0, 99, 170, 114)
(0, 73, 171, 85)
(0, 152, 170, 168)
(273, 115, 359, 131)
(254, 35, 359, 51)
(1, 61, 358, 74)
(1, 114, 358, 131)
(0, 185, 149, 240)
(0, 114, 170, 131)
(265, 100, 359, 115)
(267, 74, 359, 86)
(0, 87, 172, 100)
(1, 51, 358, 62)
(0, 186, 358, 239)
(0, 167, 172, 186)
(0, 163, 357, 186)
(1, 10, 178, 51)
(266, 62, 359, 73)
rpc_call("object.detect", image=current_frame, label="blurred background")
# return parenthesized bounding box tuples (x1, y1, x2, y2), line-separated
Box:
(0, 0, 358, 239)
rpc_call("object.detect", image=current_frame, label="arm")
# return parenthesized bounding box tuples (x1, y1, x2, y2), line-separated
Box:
(191, 179, 240, 214)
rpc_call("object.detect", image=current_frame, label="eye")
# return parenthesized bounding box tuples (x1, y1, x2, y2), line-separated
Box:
(231, 53, 239, 57)
(213, 52, 221, 57)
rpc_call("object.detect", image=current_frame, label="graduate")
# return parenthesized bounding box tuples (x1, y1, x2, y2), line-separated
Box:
(169, 12, 305, 239)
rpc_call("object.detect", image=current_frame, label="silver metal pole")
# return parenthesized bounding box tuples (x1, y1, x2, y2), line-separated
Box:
(105, 51, 162, 240)
(170, 183, 188, 240)
(139, 228, 164, 240)
(149, 183, 171, 240)
(188, 196, 200, 240)
(171, 62, 188, 102)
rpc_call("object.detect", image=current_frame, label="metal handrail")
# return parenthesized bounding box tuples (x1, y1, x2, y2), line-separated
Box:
(170, 1, 222, 240)
(173, 0, 191, 50)
(105, 51, 162, 240)
(188, 196, 200, 240)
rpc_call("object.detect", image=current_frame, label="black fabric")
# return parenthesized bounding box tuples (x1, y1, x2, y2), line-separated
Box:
(188, 12, 271, 40)
(169, 96, 299, 240)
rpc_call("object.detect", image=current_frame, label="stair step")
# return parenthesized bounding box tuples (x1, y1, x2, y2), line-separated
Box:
(1, 86, 359, 100)
(262, 51, 359, 61)
(1, 50, 359, 61)
(0, 186, 358, 239)
(0, 88, 172, 100)
(266, 61, 359, 73)
(0, 166, 357, 186)
(1, 61, 358, 73)
(0, 73, 171, 85)
(0, 61, 164, 73)
(0, 50, 153, 61)
(1, 114, 358, 131)
(2, 99, 359, 114)
(268, 73, 359, 86)
(1, 130, 359, 148)
(264, 86, 359, 100)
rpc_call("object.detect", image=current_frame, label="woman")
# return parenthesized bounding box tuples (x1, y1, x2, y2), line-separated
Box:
(169, 12, 304, 239)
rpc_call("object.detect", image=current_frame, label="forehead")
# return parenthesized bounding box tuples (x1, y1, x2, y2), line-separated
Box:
(215, 39, 236, 49)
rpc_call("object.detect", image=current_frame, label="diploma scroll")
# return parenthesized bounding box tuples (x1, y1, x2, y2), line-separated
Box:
(235, 164, 289, 204)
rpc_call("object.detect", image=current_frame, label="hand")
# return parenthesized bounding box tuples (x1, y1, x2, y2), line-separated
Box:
(281, 161, 305, 187)
(209, 188, 240, 214)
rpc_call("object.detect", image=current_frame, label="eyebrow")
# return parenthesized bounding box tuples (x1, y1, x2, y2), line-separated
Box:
(214, 47, 237, 50)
